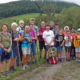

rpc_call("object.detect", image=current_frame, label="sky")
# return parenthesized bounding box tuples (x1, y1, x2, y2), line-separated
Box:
(0, 0, 80, 5)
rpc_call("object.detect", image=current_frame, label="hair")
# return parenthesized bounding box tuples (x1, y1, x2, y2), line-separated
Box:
(46, 24, 50, 27)
(2, 24, 9, 28)
(19, 20, 24, 24)
(25, 25, 30, 29)
(29, 24, 33, 26)
(71, 27, 75, 30)
(55, 22, 59, 26)
(64, 26, 69, 31)
(41, 21, 45, 24)
(59, 28, 64, 34)
(50, 21, 54, 24)
(11, 22, 18, 28)
(67, 31, 70, 33)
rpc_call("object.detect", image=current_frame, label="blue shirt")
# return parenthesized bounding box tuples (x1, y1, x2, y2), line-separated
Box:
(21, 33, 31, 47)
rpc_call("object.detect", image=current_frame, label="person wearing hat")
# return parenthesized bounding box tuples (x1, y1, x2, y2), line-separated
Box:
(74, 28, 80, 62)
(64, 26, 69, 36)
(9, 22, 20, 72)
(43, 25, 54, 64)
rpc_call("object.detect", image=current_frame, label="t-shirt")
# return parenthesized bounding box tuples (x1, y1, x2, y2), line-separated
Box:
(29, 30, 36, 42)
(70, 33, 75, 39)
(64, 32, 67, 36)
(64, 36, 72, 47)
(55, 34, 64, 47)
(39, 27, 46, 41)
(50, 27, 54, 30)
(0, 32, 11, 48)
(43, 30, 54, 45)
(9, 30, 19, 49)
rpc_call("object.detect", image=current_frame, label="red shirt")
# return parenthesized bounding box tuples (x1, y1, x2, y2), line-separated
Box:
(39, 27, 46, 41)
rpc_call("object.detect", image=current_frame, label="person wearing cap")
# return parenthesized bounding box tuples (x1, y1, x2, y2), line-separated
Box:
(43, 25, 54, 64)
(16, 20, 24, 66)
(50, 21, 54, 30)
(70, 27, 76, 59)
(9, 22, 20, 73)
(74, 28, 80, 62)
(52, 22, 59, 47)
(20, 25, 31, 70)
(64, 26, 69, 36)
(39, 21, 46, 60)
(30, 18, 39, 44)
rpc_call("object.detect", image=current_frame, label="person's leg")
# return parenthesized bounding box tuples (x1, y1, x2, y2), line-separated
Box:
(1, 61, 3, 74)
(44, 41, 46, 59)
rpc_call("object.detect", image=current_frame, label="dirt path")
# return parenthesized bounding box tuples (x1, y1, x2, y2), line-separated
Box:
(11, 51, 70, 80)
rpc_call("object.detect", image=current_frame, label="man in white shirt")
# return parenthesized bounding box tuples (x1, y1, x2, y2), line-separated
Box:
(43, 25, 54, 64)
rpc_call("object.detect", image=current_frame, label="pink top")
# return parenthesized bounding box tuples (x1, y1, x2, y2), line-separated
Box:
(70, 33, 75, 38)
(64, 32, 67, 36)
(29, 30, 36, 42)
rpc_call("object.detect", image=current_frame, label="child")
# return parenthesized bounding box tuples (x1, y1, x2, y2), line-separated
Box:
(74, 28, 80, 62)
(56, 28, 64, 62)
(64, 31, 72, 61)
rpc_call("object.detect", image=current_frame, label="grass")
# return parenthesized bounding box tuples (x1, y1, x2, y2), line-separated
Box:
(0, 41, 47, 80)
(52, 60, 80, 80)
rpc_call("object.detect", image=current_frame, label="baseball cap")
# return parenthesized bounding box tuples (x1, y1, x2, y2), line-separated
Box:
(77, 28, 80, 32)
(30, 18, 35, 21)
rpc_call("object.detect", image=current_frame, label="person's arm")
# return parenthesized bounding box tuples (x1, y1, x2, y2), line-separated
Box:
(39, 28, 43, 36)
(20, 33, 25, 42)
(31, 31, 37, 40)
(43, 38, 49, 45)
(49, 37, 54, 44)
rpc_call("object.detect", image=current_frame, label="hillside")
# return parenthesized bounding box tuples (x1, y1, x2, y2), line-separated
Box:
(0, 1, 79, 19)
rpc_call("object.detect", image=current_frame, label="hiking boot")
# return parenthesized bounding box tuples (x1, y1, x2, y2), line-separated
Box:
(40, 57, 42, 60)
(68, 59, 71, 61)
(5, 72, 10, 76)
(76, 58, 78, 62)
(1, 73, 5, 78)
(59, 58, 62, 62)
(58, 59, 60, 62)
(12, 67, 17, 71)
(25, 65, 29, 68)
(46, 61, 49, 65)
(66, 58, 68, 61)
(33, 61, 36, 64)
(22, 66, 25, 70)
(9, 68, 14, 73)
(73, 57, 76, 60)
(28, 61, 31, 65)
(44, 55, 46, 59)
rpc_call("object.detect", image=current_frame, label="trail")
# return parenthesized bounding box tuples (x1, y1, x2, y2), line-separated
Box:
(11, 51, 70, 80)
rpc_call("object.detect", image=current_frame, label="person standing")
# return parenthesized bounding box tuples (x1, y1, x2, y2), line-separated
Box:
(64, 26, 69, 36)
(0, 24, 12, 77)
(16, 20, 24, 66)
(43, 25, 54, 64)
(39, 21, 46, 60)
(9, 22, 20, 73)
(56, 28, 64, 62)
(50, 21, 54, 30)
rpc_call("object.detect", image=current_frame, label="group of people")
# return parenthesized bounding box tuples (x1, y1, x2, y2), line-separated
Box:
(0, 18, 79, 78)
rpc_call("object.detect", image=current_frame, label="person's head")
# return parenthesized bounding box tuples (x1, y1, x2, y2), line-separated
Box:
(71, 27, 75, 33)
(2, 24, 9, 32)
(55, 22, 59, 29)
(50, 21, 54, 27)
(19, 20, 24, 27)
(41, 21, 45, 27)
(30, 18, 35, 25)
(59, 28, 63, 34)
(67, 31, 70, 36)
(64, 26, 69, 32)
(29, 24, 33, 30)
(77, 28, 80, 35)
(46, 25, 50, 31)
(11, 22, 18, 31)
(25, 25, 30, 33)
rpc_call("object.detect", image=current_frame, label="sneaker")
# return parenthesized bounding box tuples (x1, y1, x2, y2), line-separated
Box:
(59, 58, 62, 62)
(76, 58, 78, 62)
(58, 59, 60, 62)
(5, 72, 10, 76)
(68, 58, 71, 61)
(12, 67, 17, 71)
(66, 58, 68, 61)
(33, 61, 36, 64)
(25, 65, 29, 68)
(40, 57, 42, 60)
(9, 68, 14, 73)
(73, 57, 76, 60)
(28, 61, 31, 65)
(1, 73, 5, 78)
(22, 66, 25, 70)
(46, 61, 49, 65)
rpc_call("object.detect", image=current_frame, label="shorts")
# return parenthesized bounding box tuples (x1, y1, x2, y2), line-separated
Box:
(39, 41, 46, 50)
(57, 46, 63, 51)
(1, 52, 11, 61)
(65, 46, 71, 52)
(45, 45, 54, 51)
(75, 46, 80, 53)
(13, 48, 18, 57)
(31, 42, 36, 55)
(22, 47, 30, 55)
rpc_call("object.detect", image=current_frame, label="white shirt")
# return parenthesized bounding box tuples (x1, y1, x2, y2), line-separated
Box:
(43, 30, 54, 45)
(64, 36, 72, 47)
